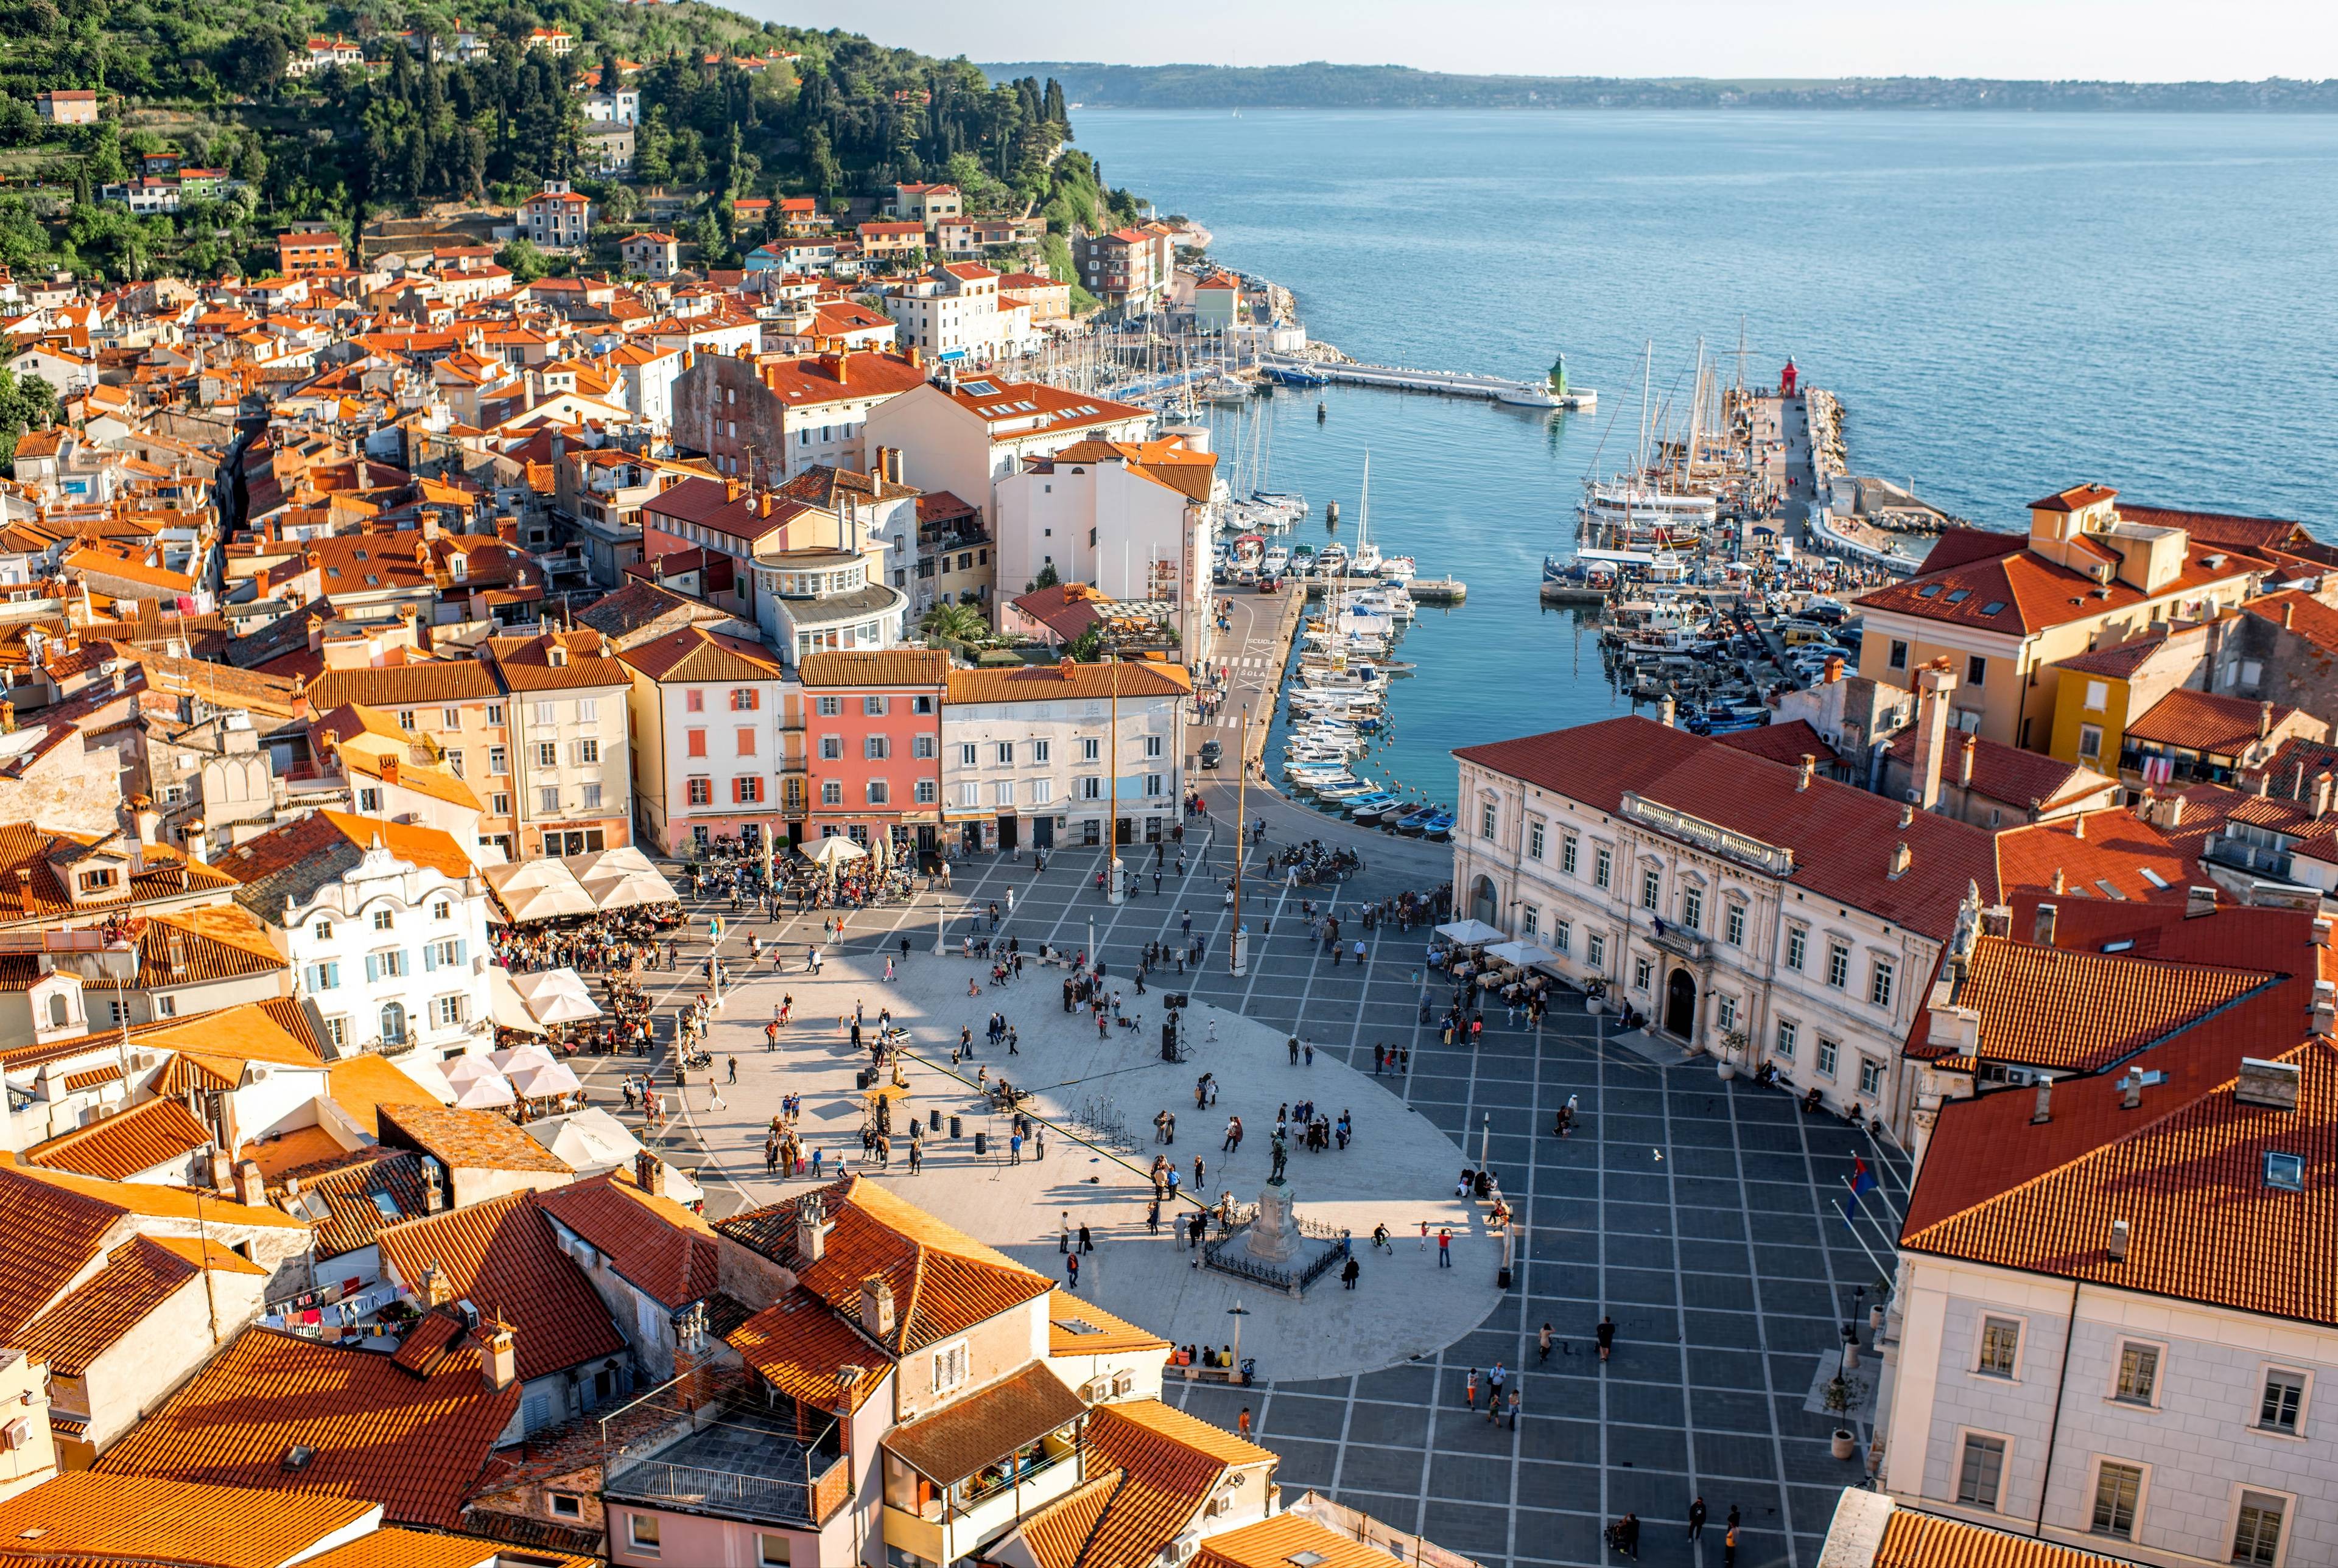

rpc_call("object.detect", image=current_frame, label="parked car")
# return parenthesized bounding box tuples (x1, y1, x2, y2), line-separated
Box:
(1199, 740, 1223, 769)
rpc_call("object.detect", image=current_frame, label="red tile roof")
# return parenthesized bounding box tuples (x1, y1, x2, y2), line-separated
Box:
(1993, 808, 2196, 905)
(1951, 934, 2273, 1074)
(1887, 727, 2101, 815)
(95, 1325, 520, 1528)
(799, 649, 951, 690)
(2124, 686, 2314, 755)
(2048, 635, 2168, 678)
(2245, 588, 2338, 656)
(0, 1165, 124, 1339)
(23, 1096, 214, 1181)
(1713, 718, 1839, 771)
(1856, 533, 2251, 637)
(1867, 1506, 2135, 1567)
(726, 1283, 891, 1412)
(17, 1235, 200, 1376)
(373, 1190, 624, 1381)
(1454, 716, 1998, 939)
(0, 1472, 377, 1568)
(536, 1171, 721, 1309)
(2030, 483, 2120, 513)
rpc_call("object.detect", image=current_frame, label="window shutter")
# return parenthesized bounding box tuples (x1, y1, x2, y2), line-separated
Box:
(424, 943, 438, 973)
(454, 939, 468, 965)
(364, 954, 379, 984)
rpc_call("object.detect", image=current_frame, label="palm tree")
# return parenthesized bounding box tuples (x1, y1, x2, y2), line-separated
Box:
(921, 603, 988, 645)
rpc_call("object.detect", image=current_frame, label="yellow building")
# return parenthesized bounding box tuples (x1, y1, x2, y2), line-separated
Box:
(1853, 485, 2262, 752)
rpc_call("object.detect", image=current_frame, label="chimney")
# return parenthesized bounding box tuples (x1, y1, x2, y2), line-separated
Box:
(2162, 794, 2185, 828)
(1823, 654, 1843, 684)
(1658, 695, 1676, 729)
(235, 1158, 264, 1206)
(858, 1275, 896, 1341)
(421, 1155, 445, 1212)
(381, 754, 401, 786)
(1912, 660, 1960, 812)
(1796, 754, 1816, 792)
(423, 1259, 455, 1306)
(2034, 903, 2058, 947)
(908, 345, 923, 369)
(2238, 1055, 2303, 1108)
(2285, 600, 2295, 631)
(835, 352, 851, 387)
(2315, 771, 2334, 819)
(796, 1191, 831, 1264)
(2316, 917, 2334, 950)
(886, 447, 903, 486)
(635, 1147, 665, 1197)
(2185, 884, 2217, 919)
(725, 477, 743, 504)
(482, 1320, 518, 1393)
(2314, 981, 2337, 1037)
(1898, 802, 1914, 828)
(2051, 867, 2066, 895)
(2031, 1077, 2053, 1125)
(209, 1148, 233, 1190)
(2120, 1070, 2143, 1110)
(1959, 733, 1977, 788)
(2107, 1218, 2131, 1262)
(2260, 699, 2275, 740)
(1887, 841, 1911, 879)
(2073, 813, 2087, 841)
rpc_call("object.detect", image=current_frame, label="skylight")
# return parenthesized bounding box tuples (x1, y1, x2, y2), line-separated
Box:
(960, 380, 999, 396)
(2265, 1151, 2305, 1192)
(1945, 589, 1971, 603)
(1981, 601, 2007, 615)
(1917, 585, 1942, 598)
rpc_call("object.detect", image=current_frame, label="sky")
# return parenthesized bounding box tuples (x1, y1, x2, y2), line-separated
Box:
(739, 0, 2337, 82)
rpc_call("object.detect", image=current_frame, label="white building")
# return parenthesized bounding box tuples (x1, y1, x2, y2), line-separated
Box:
(993, 434, 1216, 635)
(1449, 714, 1999, 1135)
(490, 630, 637, 859)
(520, 180, 594, 250)
(880, 263, 1034, 366)
(583, 87, 640, 124)
(618, 623, 798, 855)
(226, 813, 491, 1062)
(941, 660, 1192, 855)
(1876, 895, 2338, 1568)
(862, 378, 1151, 530)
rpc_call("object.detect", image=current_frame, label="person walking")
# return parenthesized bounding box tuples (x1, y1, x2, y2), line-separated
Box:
(1464, 1368, 1477, 1410)
(1596, 1314, 1616, 1362)
(1341, 1255, 1360, 1290)
(1147, 1199, 1161, 1235)
(1437, 1228, 1452, 1267)
(1687, 1497, 1707, 1543)
(1078, 1223, 1094, 1255)
(1538, 1323, 1554, 1362)
(1722, 1523, 1738, 1568)
(1236, 1407, 1253, 1438)
(1506, 1387, 1520, 1429)
(1009, 1131, 1023, 1166)
(1061, 1213, 1073, 1253)
(1065, 1251, 1079, 1292)
(1418, 1220, 1430, 1252)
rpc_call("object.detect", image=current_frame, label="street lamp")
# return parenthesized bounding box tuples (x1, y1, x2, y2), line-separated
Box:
(1226, 1300, 1251, 1383)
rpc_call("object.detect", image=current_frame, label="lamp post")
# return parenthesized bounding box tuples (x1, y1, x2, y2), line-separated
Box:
(1226, 1300, 1251, 1382)
(1230, 702, 1249, 976)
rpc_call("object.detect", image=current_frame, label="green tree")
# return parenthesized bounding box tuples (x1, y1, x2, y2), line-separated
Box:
(497, 237, 549, 282)
(921, 603, 987, 644)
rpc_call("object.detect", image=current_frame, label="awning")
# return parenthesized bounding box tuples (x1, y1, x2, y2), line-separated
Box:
(581, 869, 679, 911)
(484, 859, 597, 922)
(486, 967, 549, 1035)
(510, 1060, 583, 1099)
(882, 1362, 1087, 1486)
(512, 967, 603, 1026)
(1434, 919, 1508, 947)
(802, 837, 866, 869)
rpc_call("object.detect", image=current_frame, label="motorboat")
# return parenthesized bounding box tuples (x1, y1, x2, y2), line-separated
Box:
(1378, 556, 1417, 583)
(1290, 544, 1316, 576)
(1316, 542, 1349, 578)
(1311, 777, 1375, 803)
(1252, 489, 1310, 516)
(1262, 545, 1290, 575)
(1350, 540, 1383, 576)
(1344, 791, 1403, 821)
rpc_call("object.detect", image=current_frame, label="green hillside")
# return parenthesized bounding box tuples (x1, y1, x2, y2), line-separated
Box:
(0, 0, 1136, 281)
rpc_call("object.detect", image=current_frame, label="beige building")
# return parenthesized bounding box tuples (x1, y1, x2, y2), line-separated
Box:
(489, 631, 635, 859)
(1854, 485, 2263, 752)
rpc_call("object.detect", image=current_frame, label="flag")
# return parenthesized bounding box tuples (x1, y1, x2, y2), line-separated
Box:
(1852, 1156, 1880, 1197)
(1840, 1194, 1859, 1230)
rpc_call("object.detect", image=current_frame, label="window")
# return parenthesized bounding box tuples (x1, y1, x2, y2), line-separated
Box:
(1717, 995, 1736, 1032)
(550, 1493, 583, 1520)
(578, 738, 600, 765)
(373, 909, 395, 932)
(1870, 960, 1895, 1009)
(1562, 835, 1579, 875)
(913, 735, 936, 760)
(913, 695, 935, 715)
(379, 1001, 408, 1043)
(816, 696, 841, 717)
(2084, 679, 2108, 712)
(445, 751, 465, 779)
(915, 779, 937, 805)
(865, 735, 890, 760)
(1889, 639, 1909, 671)
(734, 777, 763, 805)
(1956, 1435, 2006, 1509)
(2078, 723, 2104, 765)
(435, 994, 466, 1027)
(1525, 821, 1546, 860)
(1640, 867, 1660, 910)
(821, 780, 842, 805)
(489, 746, 508, 774)
(539, 787, 561, 813)
(1080, 777, 1101, 800)
(430, 900, 451, 922)
(820, 736, 842, 761)
(1145, 774, 1164, 797)
(537, 741, 560, 768)
(486, 704, 504, 726)
(397, 709, 416, 731)
(583, 783, 603, 809)
(1786, 926, 1808, 971)
(932, 1340, 968, 1393)
(357, 788, 381, 813)
(535, 701, 557, 725)
(1966, 655, 1987, 687)
(1593, 847, 1612, 890)
(863, 696, 887, 716)
(2113, 1342, 2160, 1405)
(304, 961, 340, 992)
(687, 777, 712, 807)
(577, 698, 599, 724)
(1827, 942, 1850, 989)
(2233, 1491, 2285, 1566)
(1977, 1317, 2021, 1377)
(1725, 903, 1746, 945)
(758, 1535, 792, 1568)
(629, 1513, 662, 1554)
(868, 780, 890, 805)
(1585, 933, 1606, 969)
(322, 1016, 347, 1049)
(1633, 957, 1652, 993)
(1858, 1057, 1883, 1096)
(1682, 887, 1703, 929)
(491, 793, 511, 815)
(312, 919, 334, 942)
(959, 744, 978, 766)
(1081, 737, 1100, 763)
(1816, 1038, 1839, 1077)
(1522, 905, 1539, 937)
(1554, 920, 1571, 954)
(1775, 1019, 1797, 1059)
(687, 689, 705, 713)
(731, 688, 759, 711)
(1032, 740, 1051, 763)
(2259, 1370, 2307, 1434)
(2091, 1463, 2141, 1539)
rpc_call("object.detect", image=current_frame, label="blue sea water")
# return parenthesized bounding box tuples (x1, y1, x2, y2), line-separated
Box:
(1071, 109, 2338, 805)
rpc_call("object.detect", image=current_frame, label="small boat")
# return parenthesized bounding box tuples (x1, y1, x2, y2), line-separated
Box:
(1378, 556, 1417, 583)
(1252, 489, 1310, 516)
(1311, 777, 1374, 802)
(1290, 544, 1316, 576)
(1262, 545, 1290, 575)
(1262, 364, 1328, 387)
(1350, 541, 1383, 576)
(1344, 791, 1403, 821)
(1205, 376, 1251, 407)
(1418, 810, 1455, 842)
(1317, 542, 1349, 578)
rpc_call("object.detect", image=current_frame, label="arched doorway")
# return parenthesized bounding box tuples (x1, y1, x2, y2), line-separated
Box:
(1470, 876, 1499, 927)
(1663, 968, 1697, 1038)
(379, 1002, 407, 1048)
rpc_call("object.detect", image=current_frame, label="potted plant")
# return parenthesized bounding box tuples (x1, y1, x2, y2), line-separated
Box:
(1870, 1276, 1890, 1331)
(1824, 1374, 1857, 1460)
(1717, 1027, 1749, 1080)
(1582, 978, 1608, 1017)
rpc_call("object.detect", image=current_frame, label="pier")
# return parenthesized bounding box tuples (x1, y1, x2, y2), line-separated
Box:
(1262, 354, 1596, 411)
(1301, 575, 1466, 604)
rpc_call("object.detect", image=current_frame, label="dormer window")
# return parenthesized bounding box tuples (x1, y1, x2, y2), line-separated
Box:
(79, 867, 118, 894)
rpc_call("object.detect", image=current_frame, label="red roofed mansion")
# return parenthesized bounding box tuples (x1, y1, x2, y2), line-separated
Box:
(1451, 715, 2001, 1134)
(521, 179, 594, 248)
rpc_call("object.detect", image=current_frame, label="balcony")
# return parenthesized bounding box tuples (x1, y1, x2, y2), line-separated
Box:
(1645, 919, 1709, 964)
(605, 1396, 849, 1530)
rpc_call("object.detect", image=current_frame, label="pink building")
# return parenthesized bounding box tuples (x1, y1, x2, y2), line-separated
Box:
(800, 649, 947, 859)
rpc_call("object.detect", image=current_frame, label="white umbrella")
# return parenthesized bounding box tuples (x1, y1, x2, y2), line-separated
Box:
(583, 869, 678, 912)
(513, 968, 603, 1026)
(490, 1043, 559, 1076)
(564, 845, 659, 884)
(1487, 941, 1561, 969)
(485, 967, 549, 1035)
(802, 836, 866, 869)
(444, 1055, 508, 1088)
(450, 1070, 515, 1108)
(484, 859, 595, 922)
(510, 1060, 583, 1099)
(1434, 919, 1509, 947)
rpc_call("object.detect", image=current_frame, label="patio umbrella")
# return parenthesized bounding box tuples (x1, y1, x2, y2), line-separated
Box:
(1434, 919, 1509, 947)
(583, 868, 679, 911)
(1487, 941, 1561, 970)
(490, 1043, 559, 1076)
(485, 967, 549, 1035)
(802, 836, 866, 869)
(445, 1055, 508, 1089)
(450, 1069, 516, 1109)
(513, 968, 603, 1026)
(510, 1060, 584, 1099)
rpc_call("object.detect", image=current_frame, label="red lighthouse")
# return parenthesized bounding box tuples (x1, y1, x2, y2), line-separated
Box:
(1780, 358, 1799, 398)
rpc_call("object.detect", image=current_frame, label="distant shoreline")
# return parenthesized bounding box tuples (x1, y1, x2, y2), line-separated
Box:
(980, 63, 2338, 114)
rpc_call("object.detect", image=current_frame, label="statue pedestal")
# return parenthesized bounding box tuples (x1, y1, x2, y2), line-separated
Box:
(1249, 1181, 1299, 1264)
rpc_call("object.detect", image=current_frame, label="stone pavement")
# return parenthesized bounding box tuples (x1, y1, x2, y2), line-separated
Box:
(606, 785, 1909, 1568)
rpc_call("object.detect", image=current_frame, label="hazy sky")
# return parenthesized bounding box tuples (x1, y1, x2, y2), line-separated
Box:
(740, 0, 2335, 82)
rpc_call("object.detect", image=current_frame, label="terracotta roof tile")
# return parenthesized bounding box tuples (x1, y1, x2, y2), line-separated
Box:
(535, 1172, 721, 1309)
(377, 1103, 573, 1176)
(23, 1096, 213, 1182)
(1993, 808, 2196, 905)
(372, 1191, 623, 1381)
(799, 649, 950, 690)
(2126, 686, 2320, 756)
(326, 1052, 444, 1136)
(94, 1325, 520, 1528)
(1045, 1290, 1170, 1357)
(17, 1235, 197, 1376)
(725, 1283, 890, 1412)
(304, 660, 500, 710)
(947, 661, 1191, 707)
(1856, 533, 2252, 637)
(884, 1360, 1086, 1485)
(1712, 718, 1838, 771)
(1953, 934, 2274, 1074)
(485, 631, 628, 692)
(7, 1164, 307, 1231)
(2049, 636, 2169, 678)
(1887, 728, 2101, 816)
(1867, 1507, 2133, 1567)
(300, 1525, 594, 1568)
(1195, 1515, 1424, 1568)
(284, 1149, 431, 1261)
(0, 1473, 377, 1568)
(1024, 1398, 1262, 1568)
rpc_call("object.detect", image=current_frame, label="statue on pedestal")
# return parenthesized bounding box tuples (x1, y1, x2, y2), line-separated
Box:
(1268, 1133, 1288, 1183)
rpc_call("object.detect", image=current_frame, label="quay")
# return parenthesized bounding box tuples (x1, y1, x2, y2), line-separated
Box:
(1302, 574, 1466, 604)
(1262, 353, 1596, 411)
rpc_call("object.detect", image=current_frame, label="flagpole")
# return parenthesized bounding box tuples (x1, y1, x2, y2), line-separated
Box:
(1835, 1193, 1896, 1281)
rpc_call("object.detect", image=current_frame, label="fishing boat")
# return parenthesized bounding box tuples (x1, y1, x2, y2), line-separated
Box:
(1344, 791, 1403, 821)
(1230, 533, 1266, 569)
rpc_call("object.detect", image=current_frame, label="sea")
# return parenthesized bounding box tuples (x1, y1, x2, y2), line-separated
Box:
(1070, 108, 2338, 810)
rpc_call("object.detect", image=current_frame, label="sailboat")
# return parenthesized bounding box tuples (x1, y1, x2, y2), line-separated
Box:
(1349, 450, 1383, 577)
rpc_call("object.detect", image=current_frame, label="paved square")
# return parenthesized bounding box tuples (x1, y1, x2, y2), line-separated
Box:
(615, 790, 1909, 1568)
